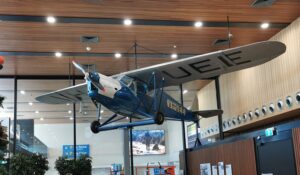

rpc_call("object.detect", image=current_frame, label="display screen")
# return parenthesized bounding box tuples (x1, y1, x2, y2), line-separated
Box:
(132, 130, 165, 155)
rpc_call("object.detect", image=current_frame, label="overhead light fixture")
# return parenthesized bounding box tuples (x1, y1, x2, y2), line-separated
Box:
(20, 90, 26, 95)
(123, 19, 132, 26)
(101, 110, 104, 114)
(35, 111, 39, 114)
(173, 45, 177, 48)
(260, 22, 270, 29)
(46, 16, 56, 24)
(183, 89, 188, 94)
(55, 52, 62, 58)
(296, 92, 300, 103)
(126, 117, 129, 120)
(114, 53, 122, 58)
(277, 99, 284, 110)
(40, 117, 44, 121)
(286, 96, 293, 107)
(68, 110, 72, 114)
(70, 117, 73, 120)
(28, 102, 33, 106)
(86, 46, 91, 51)
(194, 21, 203, 28)
(171, 53, 178, 59)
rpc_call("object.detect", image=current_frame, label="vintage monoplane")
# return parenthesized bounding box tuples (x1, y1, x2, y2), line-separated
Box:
(36, 41, 286, 135)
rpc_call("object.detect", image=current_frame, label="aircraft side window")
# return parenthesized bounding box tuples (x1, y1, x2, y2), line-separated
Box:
(128, 81, 136, 93)
(137, 82, 148, 94)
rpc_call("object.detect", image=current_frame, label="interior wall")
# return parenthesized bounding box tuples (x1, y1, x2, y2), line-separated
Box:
(293, 128, 300, 175)
(198, 17, 300, 136)
(34, 121, 183, 175)
(187, 139, 256, 175)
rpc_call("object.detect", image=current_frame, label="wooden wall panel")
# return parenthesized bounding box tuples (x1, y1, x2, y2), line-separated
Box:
(187, 139, 256, 175)
(197, 81, 219, 135)
(197, 17, 300, 134)
(293, 128, 300, 175)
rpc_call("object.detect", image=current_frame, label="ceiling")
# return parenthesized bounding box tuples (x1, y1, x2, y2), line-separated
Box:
(0, 0, 298, 76)
(0, 0, 299, 123)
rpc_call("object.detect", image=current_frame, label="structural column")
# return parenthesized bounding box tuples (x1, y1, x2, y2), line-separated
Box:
(123, 129, 130, 175)
(180, 84, 189, 175)
(13, 77, 17, 154)
(215, 76, 224, 140)
(72, 78, 77, 160)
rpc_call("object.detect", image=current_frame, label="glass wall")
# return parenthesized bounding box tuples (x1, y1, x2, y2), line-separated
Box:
(0, 77, 193, 175)
(16, 80, 73, 174)
(0, 79, 14, 172)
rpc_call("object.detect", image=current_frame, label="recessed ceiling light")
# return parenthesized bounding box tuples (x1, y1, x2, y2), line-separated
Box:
(86, 46, 91, 51)
(46, 16, 56, 24)
(55, 52, 62, 58)
(173, 45, 177, 48)
(260, 22, 270, 29)
(126, 117, 129, 120)
(69, 117, 73, 120)
(183, 89, 188, 94)
(35, 111, 39, 114)
(28, 102, 33, 106)
(123, 19, 132, 26)
(20, 90, 26, 95)
(40, 117, 44, 121)
(101, 110, 104, 113)
(194, 21, 203, 28)
(114, 53, 122, 58)
(171, 53, 178, 59)
(68, 110, 72, 114)
(66, 103, 70, 106)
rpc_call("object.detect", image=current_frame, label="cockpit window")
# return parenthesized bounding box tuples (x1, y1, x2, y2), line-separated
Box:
(119, 76, 135, 92)
(119, 76, 133, 86)
(118, 75, 148, 94)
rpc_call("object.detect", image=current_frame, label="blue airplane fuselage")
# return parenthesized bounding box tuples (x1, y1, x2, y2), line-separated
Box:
(87, 80, 196, 122)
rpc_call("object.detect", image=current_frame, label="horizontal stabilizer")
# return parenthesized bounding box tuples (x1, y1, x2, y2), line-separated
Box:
(193, 109, 223, 118)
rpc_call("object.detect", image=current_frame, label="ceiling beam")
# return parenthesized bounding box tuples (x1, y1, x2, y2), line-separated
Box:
(0, 14, 289, 28)
(0, 51, 196, 59)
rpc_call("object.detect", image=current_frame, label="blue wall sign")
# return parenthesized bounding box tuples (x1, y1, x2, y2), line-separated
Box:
(265, 127, 276, 137)
(63, 144, 90, 158)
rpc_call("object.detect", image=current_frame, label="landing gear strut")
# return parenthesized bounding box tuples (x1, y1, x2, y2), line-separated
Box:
(91, 101, 102, 133)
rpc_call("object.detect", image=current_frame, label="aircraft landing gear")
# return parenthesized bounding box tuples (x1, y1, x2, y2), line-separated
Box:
(154, 112, 164, 125)
(91, 120, 101, 134)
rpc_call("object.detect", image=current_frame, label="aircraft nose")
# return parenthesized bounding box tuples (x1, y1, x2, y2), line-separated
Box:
(88, 72, 105, 91)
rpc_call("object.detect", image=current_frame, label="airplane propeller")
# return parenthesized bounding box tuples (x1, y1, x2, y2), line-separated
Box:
(72, 61, 86, 75)
(72, 61, 106, 91)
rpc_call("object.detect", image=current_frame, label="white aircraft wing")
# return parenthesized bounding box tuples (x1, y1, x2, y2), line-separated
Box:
(113, 41, 286, 88)
(36, 83, 88, 104)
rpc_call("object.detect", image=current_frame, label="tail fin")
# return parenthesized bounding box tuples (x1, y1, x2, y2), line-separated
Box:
(192, 109, 223, 119)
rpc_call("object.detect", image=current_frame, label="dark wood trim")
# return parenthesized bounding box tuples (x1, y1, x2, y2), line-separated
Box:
(0, 15, 289, 28)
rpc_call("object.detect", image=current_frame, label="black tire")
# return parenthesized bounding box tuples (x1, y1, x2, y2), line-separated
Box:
(90, 120, 100, 134)
(154, 112, 165, 125)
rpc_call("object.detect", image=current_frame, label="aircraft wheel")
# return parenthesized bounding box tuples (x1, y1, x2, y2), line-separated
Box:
(154, 112, 165, 125)
(91, 120, 100, 134)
